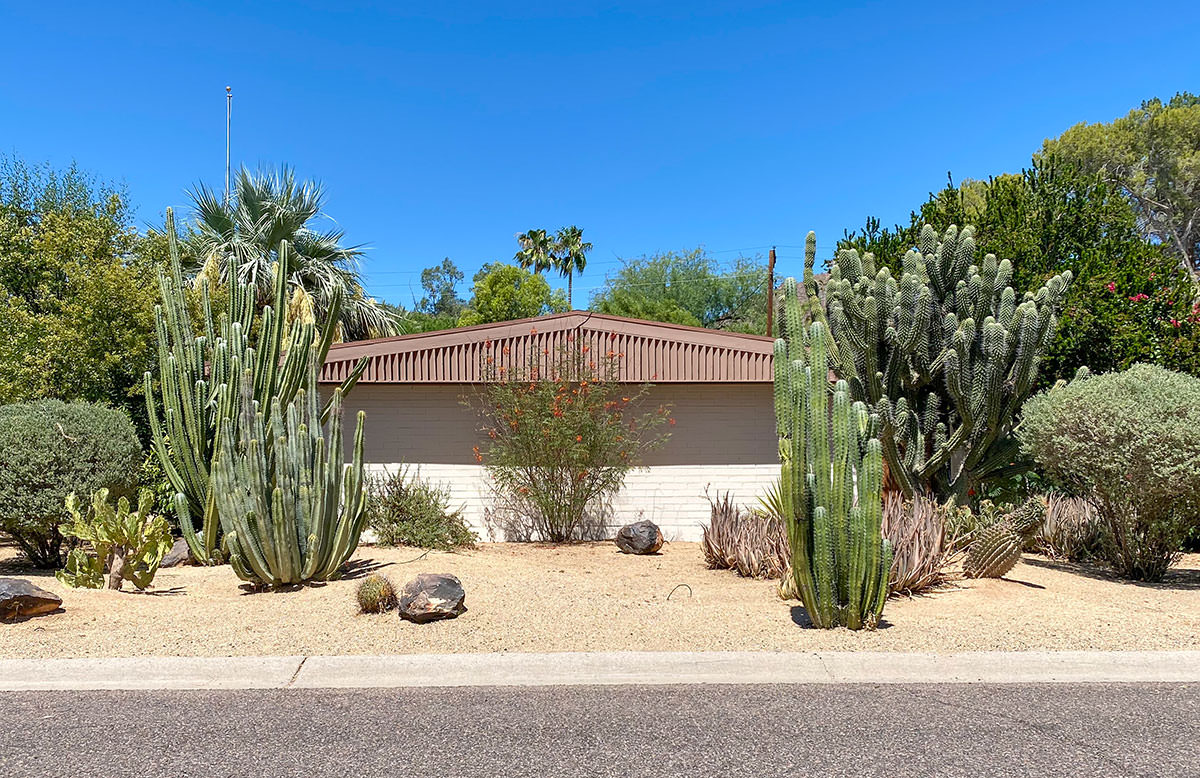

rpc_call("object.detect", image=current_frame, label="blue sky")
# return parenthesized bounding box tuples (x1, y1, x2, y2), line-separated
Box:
(3, 1, 1198, 307)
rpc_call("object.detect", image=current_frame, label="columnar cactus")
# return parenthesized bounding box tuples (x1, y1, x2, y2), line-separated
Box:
(144, 208, 365, 564)
(775, 277, 891, 630)
(816, 225, 1072, 501)
(204, 357, 369, 587)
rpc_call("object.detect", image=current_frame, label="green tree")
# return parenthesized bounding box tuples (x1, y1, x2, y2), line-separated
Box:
(1044, 93, 1200, 279)
(186, 165, 397, 340)
(458, 263, 567, 326)
(516, 226, 593, 308)
(418, 257, 465, 318)
(0, 156, 159, 431)
(590, 249, 768, 333)
(840, 159, 1200, 382)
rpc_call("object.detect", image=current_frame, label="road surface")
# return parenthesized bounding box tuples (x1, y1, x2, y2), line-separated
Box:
(1, 682, 1195, 777)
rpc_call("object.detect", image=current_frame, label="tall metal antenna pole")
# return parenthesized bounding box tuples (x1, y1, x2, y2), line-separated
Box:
(225, 86, 233, 205)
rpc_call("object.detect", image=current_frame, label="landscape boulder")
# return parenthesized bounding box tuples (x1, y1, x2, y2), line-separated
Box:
(159, 538, 192, 568)
(398, 573, 466, 623)
(0, 578, 63, 622)
(614, 520, 664, 555)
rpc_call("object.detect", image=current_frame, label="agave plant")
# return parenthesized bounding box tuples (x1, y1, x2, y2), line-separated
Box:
(187, 165, 398, 340)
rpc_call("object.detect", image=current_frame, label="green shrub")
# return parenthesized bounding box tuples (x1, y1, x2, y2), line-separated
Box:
(0, 399, 142, 567)
(1020, 364, 1200, 580)
(366, 467, 476, 550)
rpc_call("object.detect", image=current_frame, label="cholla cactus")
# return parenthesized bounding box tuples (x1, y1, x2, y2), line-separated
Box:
(144, 208, 365, 564)
(775, 277, 890, 630)
(205, 357, 369, 587)
(57, 489, 174, 591)
(815, 225, 1072, 501)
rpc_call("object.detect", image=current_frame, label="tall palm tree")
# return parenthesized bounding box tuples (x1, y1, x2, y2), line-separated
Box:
(553, 225, 591, 308)
(514, 228, 555, 275)
(187, 165, 398, 340)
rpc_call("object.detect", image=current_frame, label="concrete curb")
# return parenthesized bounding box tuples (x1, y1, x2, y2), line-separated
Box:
(1, 651, 1197, 691)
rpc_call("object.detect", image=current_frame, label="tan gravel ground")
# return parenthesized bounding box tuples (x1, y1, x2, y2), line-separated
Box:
(2, 543, 1197, 658)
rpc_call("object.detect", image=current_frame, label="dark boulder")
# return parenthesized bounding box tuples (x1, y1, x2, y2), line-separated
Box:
(614, 520, 664, 555)
(0, 578, 63, 622)
(159, 538, 192, 568)
(398, 573, 466, 624)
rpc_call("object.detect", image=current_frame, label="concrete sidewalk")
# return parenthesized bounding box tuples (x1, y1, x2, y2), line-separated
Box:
(1, 650, 1198, 691)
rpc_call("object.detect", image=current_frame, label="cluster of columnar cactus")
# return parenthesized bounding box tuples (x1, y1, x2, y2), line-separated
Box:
(775, 277, 891, 630)
(962, 497, 1047, 579)
(810, 225, 1072, 501)
(57, 489, 174, 591)
(203, 357, 369, 587)
(144, 208, 364, 564)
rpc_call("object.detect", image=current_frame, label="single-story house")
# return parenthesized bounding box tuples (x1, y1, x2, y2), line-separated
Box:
(320, 311, 778, 541)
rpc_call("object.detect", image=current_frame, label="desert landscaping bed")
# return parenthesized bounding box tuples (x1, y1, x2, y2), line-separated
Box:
(2, 542, 1198, 659)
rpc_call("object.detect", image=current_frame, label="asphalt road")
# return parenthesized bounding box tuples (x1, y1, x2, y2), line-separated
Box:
(2, 683, 1195, 777)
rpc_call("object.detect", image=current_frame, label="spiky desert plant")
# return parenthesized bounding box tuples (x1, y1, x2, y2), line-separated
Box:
(960, 497, 1047, 579)
(1037, 493, 1103, 560)
(814, 224, 1072, 502)
(204, 357, 369, 587)
(776, 277, 890, 630)
(700, 491, 789, 579)
(145, 208, 365, 565)
(57, 488, 174, 591)
(882, 492, 951, 595)
(356, 573, 398, 613)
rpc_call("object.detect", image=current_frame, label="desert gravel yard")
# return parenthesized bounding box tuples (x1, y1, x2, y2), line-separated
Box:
(2, 543, 1198, 658)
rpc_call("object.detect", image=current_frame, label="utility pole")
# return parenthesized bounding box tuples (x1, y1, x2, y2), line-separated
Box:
(765, 246, 777, 338)
(225, 86, 233, 205)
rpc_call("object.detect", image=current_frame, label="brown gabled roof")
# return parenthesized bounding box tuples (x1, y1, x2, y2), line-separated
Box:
(321, 311, 775, 384)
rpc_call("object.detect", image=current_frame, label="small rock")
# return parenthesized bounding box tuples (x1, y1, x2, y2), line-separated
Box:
(614, 520, 664, 555)
(0, 578, 63, 622)
(398, 573, 466, 624)
(159, 538, 192, 568)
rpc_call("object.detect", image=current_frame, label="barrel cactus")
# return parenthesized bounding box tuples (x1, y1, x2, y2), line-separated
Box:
(356, 573, 398, 613)
(203, 357, 369, 587)
(813, 224, 1072, 502)
(144, 208, 365, 564)
(775, 277, 890, 630)
(962, 497, 1047, 579)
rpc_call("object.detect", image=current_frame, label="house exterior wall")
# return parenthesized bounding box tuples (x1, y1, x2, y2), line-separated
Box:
(337, 382, 778, 541)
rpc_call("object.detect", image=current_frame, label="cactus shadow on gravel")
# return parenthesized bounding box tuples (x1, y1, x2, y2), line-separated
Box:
(789, 605, 893, 631)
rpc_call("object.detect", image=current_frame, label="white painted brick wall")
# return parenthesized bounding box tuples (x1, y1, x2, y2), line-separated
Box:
(364, 462, 778, 543)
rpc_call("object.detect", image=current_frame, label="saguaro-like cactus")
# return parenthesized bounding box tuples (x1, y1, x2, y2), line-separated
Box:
(144, 208, 365, 564)
(815, 225, 1072, 502)
(205, 358, 368, 587)
(776, 277, 891, 630)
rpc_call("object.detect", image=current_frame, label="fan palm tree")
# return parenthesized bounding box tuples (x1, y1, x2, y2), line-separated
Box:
(514, 228, 555, 275)
(553, 225, 591, 308)
(187, 165, 398, 340)
(515, 226, 592, 308)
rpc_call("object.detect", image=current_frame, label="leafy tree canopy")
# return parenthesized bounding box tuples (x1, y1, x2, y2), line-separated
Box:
(457, 262, 567, 327)
(1043, 92, 1200, 279)
(417, 257, 465, 318)
(589, 248, 767, 333)
(0, 155, 160, 432)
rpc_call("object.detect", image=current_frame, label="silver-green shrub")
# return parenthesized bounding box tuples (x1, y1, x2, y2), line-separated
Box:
(1019, 363, 1200, 580)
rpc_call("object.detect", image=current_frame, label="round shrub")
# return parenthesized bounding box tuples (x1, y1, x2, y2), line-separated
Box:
(0, 400, 142, 567)
(1019, 364, 1200, 580)
(356, 573, 398, 614)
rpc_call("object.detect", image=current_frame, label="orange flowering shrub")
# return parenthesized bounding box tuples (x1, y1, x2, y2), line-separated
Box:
(468, 337, 671, 541)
